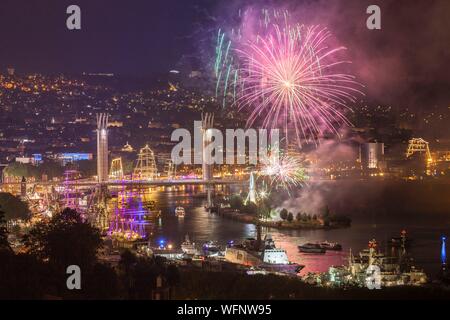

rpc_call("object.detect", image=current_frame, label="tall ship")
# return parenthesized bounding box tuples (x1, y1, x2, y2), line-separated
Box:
(225, 234, 304, 275)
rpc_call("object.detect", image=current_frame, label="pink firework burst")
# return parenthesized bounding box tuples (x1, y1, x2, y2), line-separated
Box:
(235, 22, 363, 147)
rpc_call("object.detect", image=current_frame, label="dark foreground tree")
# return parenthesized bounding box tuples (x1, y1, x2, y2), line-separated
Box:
(83, 263, 119, 299)
(23, 208, 102, 269)
(0, 250, 48, 299)
(117, 251, 179, 299)
(0, 192, 30, 220)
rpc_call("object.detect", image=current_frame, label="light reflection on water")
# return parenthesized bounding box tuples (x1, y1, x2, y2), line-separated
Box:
(109, 186, 448, 276)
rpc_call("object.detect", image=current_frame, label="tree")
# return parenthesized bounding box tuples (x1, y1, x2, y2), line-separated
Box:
(22, 208, 102, 269)
(119, 249, 137, 272)
(0, 192, 30, 220)
(301, 213, 309, 222)
(37, 160, 64, 180)
(84, 263, 119, 299)
(257, 201, 271, 220)
(279, 208, 288, 220)
(3, 162, 39, 179)
(243, 202, 258, 215)
(322, 205, 331, 218)
(166, 264, 180, 287)
(287, 212, 294, 222)
(229, 195, 244, 210)
(0, 251, 48, 299)
(0, 207, 11, 251)
(296, 213, 302, 222)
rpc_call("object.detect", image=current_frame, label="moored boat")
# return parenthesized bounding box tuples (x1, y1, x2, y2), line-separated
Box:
(225, 234, 304, 275)
(181, 234, 198, 256)
(320, 241, 342, 251)
(202, 241, 222, 254)
(298, 243, 326, 254)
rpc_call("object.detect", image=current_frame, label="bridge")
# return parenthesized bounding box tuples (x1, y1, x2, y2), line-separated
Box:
(0, 178, 244, 188)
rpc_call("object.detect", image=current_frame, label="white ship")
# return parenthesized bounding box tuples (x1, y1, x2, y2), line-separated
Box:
(181, 235, 198, 256)
(225, 234, 304, 275)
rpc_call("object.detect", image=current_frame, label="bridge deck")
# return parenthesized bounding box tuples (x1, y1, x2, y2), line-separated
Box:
(0, 179, 244, 187)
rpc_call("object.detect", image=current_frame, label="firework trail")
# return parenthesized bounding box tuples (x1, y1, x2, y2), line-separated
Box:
(260, 153, 308, 192)
(214, 8, 363, 147)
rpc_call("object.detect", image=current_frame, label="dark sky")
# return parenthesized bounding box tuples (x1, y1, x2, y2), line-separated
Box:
(0, 0, 214, 76)
(0, 0, 449, 108)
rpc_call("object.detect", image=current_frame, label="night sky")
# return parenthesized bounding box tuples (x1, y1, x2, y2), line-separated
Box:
(0, 0, 449, 108)
(0, 0, 214, 76)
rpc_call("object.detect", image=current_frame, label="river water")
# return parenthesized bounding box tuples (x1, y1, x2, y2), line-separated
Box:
(109, 183, 449, 277)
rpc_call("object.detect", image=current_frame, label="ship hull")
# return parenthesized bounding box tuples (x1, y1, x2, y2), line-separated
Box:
(298, 246, 326, 254)
(225, 247, 303, 275)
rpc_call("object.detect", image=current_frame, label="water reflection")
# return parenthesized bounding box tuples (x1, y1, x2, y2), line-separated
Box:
(107, 185, 448, 275)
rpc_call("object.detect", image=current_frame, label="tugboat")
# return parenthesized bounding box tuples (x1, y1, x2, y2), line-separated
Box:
(225, 234, 304, 275)
(175, 206, 185, 218)
(181, 234, 198, 256)
(298, 243, 326, 254)
(320, 241, 343, 251)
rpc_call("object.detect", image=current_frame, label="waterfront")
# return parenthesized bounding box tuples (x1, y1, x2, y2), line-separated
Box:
(123, 183, 449, 277)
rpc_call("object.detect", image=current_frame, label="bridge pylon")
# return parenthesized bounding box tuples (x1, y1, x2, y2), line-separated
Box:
(201, 112, 214, 181)
(96, 113, 109, 183)
(201, 113, 215, 208)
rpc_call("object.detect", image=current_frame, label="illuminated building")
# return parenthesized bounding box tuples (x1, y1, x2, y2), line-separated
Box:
(360, 142, 384, 170)
(110, 157, 124, 180)
(20, 176, 26, 198)
(57, 152, 93, 165)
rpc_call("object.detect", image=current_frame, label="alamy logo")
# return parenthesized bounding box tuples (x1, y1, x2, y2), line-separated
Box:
(66, 5, 81, 30)
(66, 265, 81, 290)
(170, 121, 280, 166)
(366, 5, 381, 30)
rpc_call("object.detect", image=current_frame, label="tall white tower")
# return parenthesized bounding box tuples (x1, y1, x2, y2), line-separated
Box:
(201, 113, 214, 181)
(96, 113, 109, 183)
(247, 172, 256, 204)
